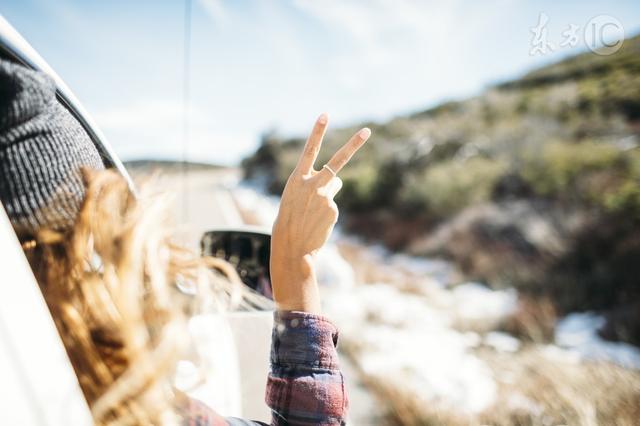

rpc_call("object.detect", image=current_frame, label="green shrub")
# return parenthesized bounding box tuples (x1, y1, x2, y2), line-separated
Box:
(402, 157, 508, 217)
(602, 179, 640, 215)
(521, 141, 622, 195)
(521, 142, 640, 218)
(336, 163, 379, 212)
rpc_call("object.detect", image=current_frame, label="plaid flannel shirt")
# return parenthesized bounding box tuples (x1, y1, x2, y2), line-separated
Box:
(181, 311, 348, 426)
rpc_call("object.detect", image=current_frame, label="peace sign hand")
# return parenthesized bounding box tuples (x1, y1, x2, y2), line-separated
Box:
(270, 113, 371, 313)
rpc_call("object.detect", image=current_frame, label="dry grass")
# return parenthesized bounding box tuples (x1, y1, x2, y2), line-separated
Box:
(500, 296, 558, 343)
(351, 346, 640, 426)
(364, 377, 471, 426)
(336, 241, 459, 293)
(337, 241, 406, 286)
(478, 349, 640, 426)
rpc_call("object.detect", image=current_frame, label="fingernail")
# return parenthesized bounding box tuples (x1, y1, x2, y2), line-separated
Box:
(318, 113, 328, 124)
(359, 128, 371, 139)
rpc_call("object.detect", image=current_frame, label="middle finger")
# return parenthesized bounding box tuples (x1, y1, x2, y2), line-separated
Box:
(324, 127, 371, 176)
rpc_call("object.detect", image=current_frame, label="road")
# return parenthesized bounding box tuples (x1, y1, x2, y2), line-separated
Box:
(169, 168, 244, 249)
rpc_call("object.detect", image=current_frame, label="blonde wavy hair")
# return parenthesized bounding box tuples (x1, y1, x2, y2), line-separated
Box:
(23, 169, 267, 425)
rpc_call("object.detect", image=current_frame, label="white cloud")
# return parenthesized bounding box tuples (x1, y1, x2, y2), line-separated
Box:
(197, 0, 228, 23)
(291, 0, 519, 98)
(292, 0, 463, 63)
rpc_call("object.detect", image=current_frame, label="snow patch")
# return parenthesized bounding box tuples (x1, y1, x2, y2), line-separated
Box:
(555, 312, 640, 370)
(484, 331, 521, 353)
(315, 244, 355, 288)
(325, 285, 497, 413)
(450, 283, 517, 321)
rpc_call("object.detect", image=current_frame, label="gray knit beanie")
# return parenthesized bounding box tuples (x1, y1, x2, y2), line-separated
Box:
(0, 57, 104, 237)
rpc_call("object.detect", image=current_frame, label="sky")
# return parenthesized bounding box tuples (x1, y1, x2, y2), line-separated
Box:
(2, 0, 640, 165)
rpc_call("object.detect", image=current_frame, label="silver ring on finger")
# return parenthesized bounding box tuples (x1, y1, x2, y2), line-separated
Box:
(322, 164, 337, 177)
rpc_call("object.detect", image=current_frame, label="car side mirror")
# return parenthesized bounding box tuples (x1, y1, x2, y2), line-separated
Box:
(201, 229, 272, 299)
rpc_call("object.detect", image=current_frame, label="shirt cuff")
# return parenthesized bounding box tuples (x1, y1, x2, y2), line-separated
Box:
(271, 311, 340, 370)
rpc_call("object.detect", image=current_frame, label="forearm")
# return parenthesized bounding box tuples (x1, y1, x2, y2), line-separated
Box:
(266, 311, 348, 426)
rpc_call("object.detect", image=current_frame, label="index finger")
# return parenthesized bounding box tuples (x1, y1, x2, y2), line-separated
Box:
(324, 127, 371, 175)
(296, 113, 328, 173)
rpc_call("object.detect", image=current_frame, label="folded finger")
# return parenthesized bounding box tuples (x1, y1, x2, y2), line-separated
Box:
(326, 177, 343, 199)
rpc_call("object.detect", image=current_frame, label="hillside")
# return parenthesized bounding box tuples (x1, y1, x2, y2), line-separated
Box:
(242, 35, 640, 344)
(124, 159, 223, 174)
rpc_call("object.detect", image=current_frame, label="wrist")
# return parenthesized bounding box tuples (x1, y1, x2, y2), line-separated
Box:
(270, 254, 321, 314)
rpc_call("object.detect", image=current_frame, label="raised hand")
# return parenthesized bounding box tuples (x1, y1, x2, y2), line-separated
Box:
(270, 113, 371, 313)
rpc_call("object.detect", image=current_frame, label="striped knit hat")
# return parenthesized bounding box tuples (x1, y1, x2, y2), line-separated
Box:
(0, 57, 104, 237)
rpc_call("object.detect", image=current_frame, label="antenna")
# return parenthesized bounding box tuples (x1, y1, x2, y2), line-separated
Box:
(181, 0, 193, 222)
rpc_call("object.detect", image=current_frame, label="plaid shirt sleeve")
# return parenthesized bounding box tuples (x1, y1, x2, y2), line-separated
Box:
(180, 311, 347, 426)
(266, 311, 348, 425)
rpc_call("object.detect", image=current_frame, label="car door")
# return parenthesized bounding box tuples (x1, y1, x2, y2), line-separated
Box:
(0, 203, 92, 425)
